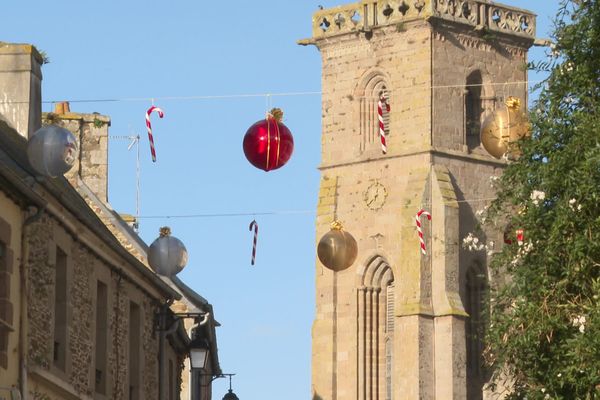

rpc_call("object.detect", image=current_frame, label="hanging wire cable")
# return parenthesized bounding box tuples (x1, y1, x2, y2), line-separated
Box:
(135, 210, 315, 219)
(0, 79, 541, 105)
(133, 196, 500, 220)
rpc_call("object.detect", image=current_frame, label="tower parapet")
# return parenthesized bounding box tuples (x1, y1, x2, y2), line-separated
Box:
(300, 0, 535, 43)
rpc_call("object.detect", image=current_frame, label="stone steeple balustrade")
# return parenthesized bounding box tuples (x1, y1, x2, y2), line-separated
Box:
(302, 0, 535, 42)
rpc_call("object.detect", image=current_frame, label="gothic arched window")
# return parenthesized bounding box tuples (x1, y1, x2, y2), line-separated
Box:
(465, 71, 495, 152)
(357, 73, 392, 155)
(465, 264, 488, 400)
(357, 256, 394, 400)
(465, 71, 483, 150)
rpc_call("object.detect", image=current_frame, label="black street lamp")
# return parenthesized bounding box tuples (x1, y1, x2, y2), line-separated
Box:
(221, 374, 239, 400)
(189, 335, 209, 370)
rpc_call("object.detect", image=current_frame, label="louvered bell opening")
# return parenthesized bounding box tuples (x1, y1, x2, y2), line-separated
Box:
(386, 282, 395, 334)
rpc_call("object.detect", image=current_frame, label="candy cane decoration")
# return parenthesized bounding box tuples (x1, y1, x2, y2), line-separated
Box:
(516, 229, 524, 246)
(378, 94, 390, 154)
(249, 220, 258, 265)
(145, 105, 164, 162)
(416, 209, 431, 255)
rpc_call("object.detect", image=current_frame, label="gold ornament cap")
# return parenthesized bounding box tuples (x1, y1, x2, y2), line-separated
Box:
(330, 220, 344, 230)
(268, 108, 284, 122)
(505, 97, 521, 110)
(159, 226, 172, 237)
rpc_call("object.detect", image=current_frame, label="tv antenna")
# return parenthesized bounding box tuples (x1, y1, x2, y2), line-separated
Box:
(109, 131, 141, 231)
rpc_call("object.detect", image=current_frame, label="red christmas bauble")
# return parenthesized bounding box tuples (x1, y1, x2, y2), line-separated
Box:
(243, 108, 294, 171)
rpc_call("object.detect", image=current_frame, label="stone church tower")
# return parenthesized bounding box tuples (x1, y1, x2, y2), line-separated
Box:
(300, 1, 536, 399)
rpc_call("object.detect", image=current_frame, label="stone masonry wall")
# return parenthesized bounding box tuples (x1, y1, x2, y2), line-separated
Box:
(27, 212, 160, 400)
(27, 214, 54, 370)
(69, 245, 95, 395)
(432, 22, 529, 153)
(318, 22, 432, 168)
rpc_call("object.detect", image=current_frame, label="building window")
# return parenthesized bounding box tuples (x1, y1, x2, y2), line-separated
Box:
(95, 281, 108, 394)
(465, 71, 483, 151)
(0, 218, 13, 371)
(0, 329, 7, 370)
(53, 247, 68, 371)
(0, 241, 8, 368)
(465, 71, 496, 152)
(128, 301, 141, 400)
(358, 75, 392, 155)
(466, 264, 487, 400)
(357, 256, 394, 400)
(0, 241, 9, 369)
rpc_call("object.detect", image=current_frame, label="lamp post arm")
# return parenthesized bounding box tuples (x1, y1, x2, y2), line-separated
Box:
(157, 309, 210, 400)
(196, 312, 210, 326)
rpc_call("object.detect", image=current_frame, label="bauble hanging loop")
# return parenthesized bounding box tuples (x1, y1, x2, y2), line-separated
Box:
(27, 124, 78, 177)
(148, 226, 188, 276)
(243, 108, 294, 171)
(480, 97, 530, 159)
(317, 221, 358, 272)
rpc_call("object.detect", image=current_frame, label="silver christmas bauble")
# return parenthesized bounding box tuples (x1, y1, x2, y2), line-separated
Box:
(148, 227, 188, 276)
(27, 125, 78, 177)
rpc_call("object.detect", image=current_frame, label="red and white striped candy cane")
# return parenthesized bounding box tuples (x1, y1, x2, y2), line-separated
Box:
(378, 94, 390, 154)
(146, 105, 164, 162)
(249, 220, 258, 265)
(516, 229, 524, 246)
(416, 209, 431, 255)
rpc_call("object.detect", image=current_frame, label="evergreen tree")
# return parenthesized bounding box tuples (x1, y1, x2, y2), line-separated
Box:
(485, 1, 600, 398)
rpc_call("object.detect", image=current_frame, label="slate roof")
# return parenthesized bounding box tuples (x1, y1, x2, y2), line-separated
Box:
(0, 118, 180, 300)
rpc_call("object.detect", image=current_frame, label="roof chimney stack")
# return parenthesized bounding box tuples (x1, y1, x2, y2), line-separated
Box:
(42, 105, 111, 203)
(54, 101, 71, 114)
(0, 42, 43, 138)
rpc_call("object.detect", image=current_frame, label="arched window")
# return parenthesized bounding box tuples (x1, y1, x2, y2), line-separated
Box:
(357, 256, 394, 400)
(465, 71, 483, 150)
(356, 73, 392, 155)
(465, 264, 488, 400)
(465, 71, 495, 152)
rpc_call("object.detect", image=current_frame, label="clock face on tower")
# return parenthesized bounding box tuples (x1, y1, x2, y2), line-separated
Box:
(363, 181, 387, 210)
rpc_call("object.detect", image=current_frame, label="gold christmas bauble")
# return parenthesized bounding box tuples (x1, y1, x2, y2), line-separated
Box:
(480, 97, 530, 159)
(317, 221, 358, 272)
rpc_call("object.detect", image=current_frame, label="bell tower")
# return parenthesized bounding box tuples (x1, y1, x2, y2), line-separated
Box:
(300, 1, 536, 399)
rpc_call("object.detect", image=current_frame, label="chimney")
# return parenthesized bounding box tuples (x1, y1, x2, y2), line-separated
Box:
(0, 42, 43, 138)
(44, 102, 111, 203)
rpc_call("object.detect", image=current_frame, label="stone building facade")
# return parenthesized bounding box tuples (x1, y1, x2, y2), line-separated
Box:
(0, 42, 221, 400)
(300, 1, 535, 399)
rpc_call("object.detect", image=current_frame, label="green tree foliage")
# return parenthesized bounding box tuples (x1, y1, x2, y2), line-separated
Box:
(485, 1, 600, 398)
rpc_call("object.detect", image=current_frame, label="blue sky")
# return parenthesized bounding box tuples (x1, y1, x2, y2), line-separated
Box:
(3, 1, 560, 399)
